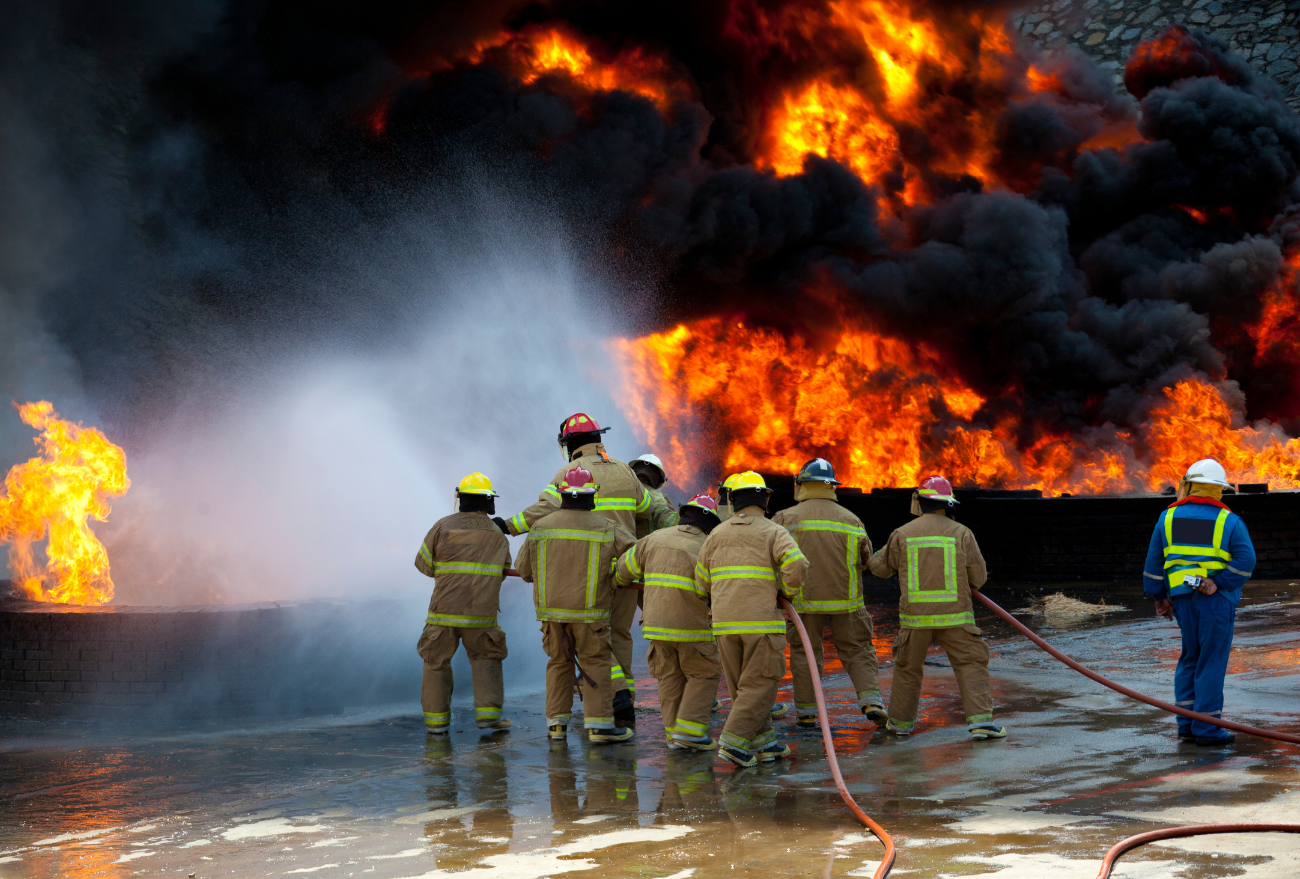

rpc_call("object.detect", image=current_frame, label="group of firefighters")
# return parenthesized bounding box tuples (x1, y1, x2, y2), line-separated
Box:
(416, 412, 1258, 768)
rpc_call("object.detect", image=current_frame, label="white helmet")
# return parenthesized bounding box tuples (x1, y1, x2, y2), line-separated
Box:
(1183, 458, 1233, 489)
(631, 453, 666, 480)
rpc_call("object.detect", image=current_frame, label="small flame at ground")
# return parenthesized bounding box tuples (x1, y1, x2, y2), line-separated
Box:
(0, 402, 130, 605)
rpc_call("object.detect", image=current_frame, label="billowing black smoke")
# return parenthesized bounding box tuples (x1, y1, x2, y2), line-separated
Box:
(4, 2, 1300, 451)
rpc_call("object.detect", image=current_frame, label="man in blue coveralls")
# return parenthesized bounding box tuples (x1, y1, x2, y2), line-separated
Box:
(1144, 458, 1256, 746)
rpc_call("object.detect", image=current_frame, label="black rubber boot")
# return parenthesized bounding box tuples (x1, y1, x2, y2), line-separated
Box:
(613, 689, 636, 728)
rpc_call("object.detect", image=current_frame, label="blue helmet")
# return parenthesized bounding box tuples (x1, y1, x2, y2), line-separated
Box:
(795, 457, 840, 485)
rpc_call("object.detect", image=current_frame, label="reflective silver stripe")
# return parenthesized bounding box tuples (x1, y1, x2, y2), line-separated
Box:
(1143, 571, 1164, 580)
(1226, 564, 1252, 576)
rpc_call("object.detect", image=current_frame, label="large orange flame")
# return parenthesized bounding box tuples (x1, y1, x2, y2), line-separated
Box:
(610, 319, 1300, 495)
(0, 402, 130, 605)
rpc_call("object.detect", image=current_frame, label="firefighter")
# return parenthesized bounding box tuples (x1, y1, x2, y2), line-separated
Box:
(696, 472, 809, 767)
(868, 476, 1005, 740)
(629, 453, 680, 538)
(615, 494, 723, 750)
(1143, 458, 1256, 746)
(772, 458, 885, 727)
(515, 466, 637, 743)
(413, 472, 513, 734)
(503, 413, 652, 728)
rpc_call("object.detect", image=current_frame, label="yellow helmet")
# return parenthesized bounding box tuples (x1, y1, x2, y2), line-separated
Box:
(456, 472, 498, 497)
(721, 472, 743, 490)
(729, 471, 770, 493)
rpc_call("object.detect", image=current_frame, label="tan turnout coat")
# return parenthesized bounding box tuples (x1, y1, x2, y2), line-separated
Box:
(615, 524, 712, 641)
(771, 497, 873, 614)
(868, 511, 988, 628)
(507, 443, 651, 537)
(515, 508, 636, 622)
(415, 511, 512, 627)
(695, 506, 810, 635)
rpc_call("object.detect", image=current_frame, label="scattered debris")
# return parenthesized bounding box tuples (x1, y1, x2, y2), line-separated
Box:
(1018, 592, 1125, 623)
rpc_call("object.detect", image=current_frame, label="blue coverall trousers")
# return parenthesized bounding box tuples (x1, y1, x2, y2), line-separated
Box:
(1172, 591, 1236, 740)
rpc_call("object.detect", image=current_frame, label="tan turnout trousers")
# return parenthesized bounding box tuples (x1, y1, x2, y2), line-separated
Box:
(786, 608, 880, 716)
(609, 588, 638, 695)
(716, 633, 786, 753)
(647, 640, 722, 741)
(541, 620, 615, 728)
(889, 625, 992, 728)
(418, 625, 508, 728)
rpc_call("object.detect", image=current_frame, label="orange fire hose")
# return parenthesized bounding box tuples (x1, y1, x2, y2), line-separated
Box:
(971, 591, 1300, 877)
(780, 596, 896, 879)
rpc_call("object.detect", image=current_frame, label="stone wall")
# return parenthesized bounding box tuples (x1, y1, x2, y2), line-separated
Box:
(0, 596, 416, 721)
(1012, 0, 1300, 108)
(763, 477, 1300, 582)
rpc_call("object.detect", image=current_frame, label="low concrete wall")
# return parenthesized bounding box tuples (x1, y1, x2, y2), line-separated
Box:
(0, 590, 418, 721)
(764, 478, 1300, 582)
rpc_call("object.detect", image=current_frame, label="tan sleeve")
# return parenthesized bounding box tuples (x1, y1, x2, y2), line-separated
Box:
(858, 526, 874, 569)
(414, 522, 439, 577)
(615, 536, 649, 587)
(613, 524, 637, 560)
(868, 531, 898, 578)
(694, 539, 713, 598)
(964, 529, 988, 589)
(506, 479, 562, 536)
(649, 491, 678, 530)
(633, 477, 653, 526)
(515, 534, 538, 583)
(772, 524, 809, 597)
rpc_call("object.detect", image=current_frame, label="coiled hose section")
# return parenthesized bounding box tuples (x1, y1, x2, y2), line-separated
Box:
(780, 596, 896, 879)
(971, 590, 1300, 878)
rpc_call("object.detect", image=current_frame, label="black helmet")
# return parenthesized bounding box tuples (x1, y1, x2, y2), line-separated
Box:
(795, 457, 841, 485)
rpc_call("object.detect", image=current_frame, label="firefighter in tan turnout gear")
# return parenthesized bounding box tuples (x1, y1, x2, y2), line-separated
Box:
(414, 472, 513, 734)
(868, 476, 1007, 740)
(695, 472, 809, 767)
(615, 494, 723, 751)
(515, 465, 637, 743)
(771, 458, 886, 727)
(504, 413, 651, 728)
(630, 453, 680, 538)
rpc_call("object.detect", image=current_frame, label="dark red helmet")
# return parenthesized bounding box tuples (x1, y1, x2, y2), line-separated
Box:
(560, 466, 599, 495)
(684, 493, 719, 514)
(558, 413, 611, 440)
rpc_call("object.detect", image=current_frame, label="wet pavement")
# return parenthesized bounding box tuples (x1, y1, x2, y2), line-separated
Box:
(3, 582, 1300, 879)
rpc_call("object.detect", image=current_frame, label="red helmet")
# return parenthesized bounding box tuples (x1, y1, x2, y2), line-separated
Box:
(560, 466, 599, 495)
(917, 475, 959, 505)
(558, 413, 611, 440)
(684, 493, 719, 517)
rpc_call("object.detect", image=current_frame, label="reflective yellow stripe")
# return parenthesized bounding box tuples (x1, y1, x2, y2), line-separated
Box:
(426, 613, 496, 627)
(694, 561, 711, 584)
(1163, 554, 1230, 568)
(544, 485, 562, 498)
(511, 512, 529, 533)
(780, 547, 806, 565)
(476, 706, 501, 718)
(900, 611, 975, 627)
(533, 529, 615, 542)
(905, 536, 957, 600)
(712, 620, 785, 634)
(635, 491, 651, 513)
(645, 573, 707, 596)
(626, 546, 643, 577)
(595, 497, 636, 510)
(536, 607, 612, 621)
(711, 566, 776, 580)
(419, 543, 434, 565)
(433, 561, 504, 577)
(643, 625, 714, 641)
(791, 598, 864, 613)
(784, 520, 866, 537)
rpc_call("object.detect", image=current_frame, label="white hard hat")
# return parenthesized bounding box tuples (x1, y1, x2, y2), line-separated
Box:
(631, 453, 666, 479)
(1183, 458, 1233, 489)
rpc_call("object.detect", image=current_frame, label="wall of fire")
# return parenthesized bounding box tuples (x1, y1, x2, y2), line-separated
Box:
(1017, 0, 1300, 108)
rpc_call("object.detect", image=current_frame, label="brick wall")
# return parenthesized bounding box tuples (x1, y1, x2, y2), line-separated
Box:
(764, 477, 1300, 582)
(0, 595, 416, 720)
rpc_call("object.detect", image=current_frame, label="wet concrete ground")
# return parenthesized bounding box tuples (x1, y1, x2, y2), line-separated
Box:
(3, 582, 1300, 879)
